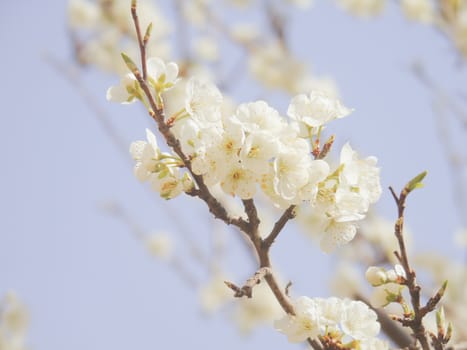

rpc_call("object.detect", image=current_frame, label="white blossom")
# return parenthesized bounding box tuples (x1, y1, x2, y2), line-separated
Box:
(239, 132, 280, 176)
(275, 297, 383, 345)
(232, 100, 284, 135)
(287, 90, 352, 129)
(341, 299, 380, 339)
(185, 77, 223, 124)
(274, 297, 321, 342)
(386, 264, 407, 281)
(335, 143, 382, 220)
(146, 57, 179, 92)
(107, 57, 179, 103)
(130, 129, 160, 182)
(129, 129, 188, 199)
(366, 266, 388, 286)
(220, 164, 257, 199)
(303, 143, 381, 252)
(319, 220, 357, 253)
(106, 73, 140, 104)
(272, 138, 311, 201)
(150, 166, 184, 199)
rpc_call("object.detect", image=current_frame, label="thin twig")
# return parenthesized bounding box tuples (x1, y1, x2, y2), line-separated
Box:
(390, 180, 431, 350)
(263, 205, 296, 248)
(131, 0, 148, 81)
(225, 267, 271, 298)
(242, 199, 261, 236)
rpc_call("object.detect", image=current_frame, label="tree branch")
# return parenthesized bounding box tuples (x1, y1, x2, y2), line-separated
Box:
(263, 205, 296, 249)
(224, 267, 271, 298)
(389, 173, 434, 350)
(131, 0, 148, 81)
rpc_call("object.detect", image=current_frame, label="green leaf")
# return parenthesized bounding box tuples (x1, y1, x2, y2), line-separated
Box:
(406, 171, 427, 193)
(144, 23, 153, 42)
(121, 52, 139, 74)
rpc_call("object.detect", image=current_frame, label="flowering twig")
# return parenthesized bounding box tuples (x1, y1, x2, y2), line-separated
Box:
(123, 55, 249, 234)
(127, 3, 331, 349)
(389, 171, 448, 350)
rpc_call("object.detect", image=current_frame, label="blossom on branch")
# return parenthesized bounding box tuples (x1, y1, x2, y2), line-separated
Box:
(129, 129, 192, 199)
(287, 90, 352, 131)
(302, 143, 382, 252)
(106, 57, 179, 105)
(274, 296, 387, 348)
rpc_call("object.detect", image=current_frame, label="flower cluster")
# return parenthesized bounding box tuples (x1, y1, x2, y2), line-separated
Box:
(274, 296, 388, 349)
(299, 143, 382, 252)
(108, 56, 381, 251)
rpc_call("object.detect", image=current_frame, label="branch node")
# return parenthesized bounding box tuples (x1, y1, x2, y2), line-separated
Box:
(225, 267, 272, 298)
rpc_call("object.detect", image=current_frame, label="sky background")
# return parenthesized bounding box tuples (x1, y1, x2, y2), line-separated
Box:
(1, 1, 466, 350)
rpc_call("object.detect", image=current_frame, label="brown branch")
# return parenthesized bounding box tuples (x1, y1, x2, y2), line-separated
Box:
(131, 0, 148, 81)
(389, 180, 431, 350)
(242, 199, 260, 236)
(128, 4, 320, 349)
(263, 205, 296, 248)
(421, 281, 447, 318)
(225, 267, 271, 298)
(308, 338, 324, 350)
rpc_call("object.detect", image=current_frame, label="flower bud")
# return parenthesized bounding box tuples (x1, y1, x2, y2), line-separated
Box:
(182, 173, 194, 192)
(365, 266, 387, 286)
(386, 264, 406, 282)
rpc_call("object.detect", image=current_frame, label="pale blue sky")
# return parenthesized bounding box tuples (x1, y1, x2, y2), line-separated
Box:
(1, 1, 466, 350)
